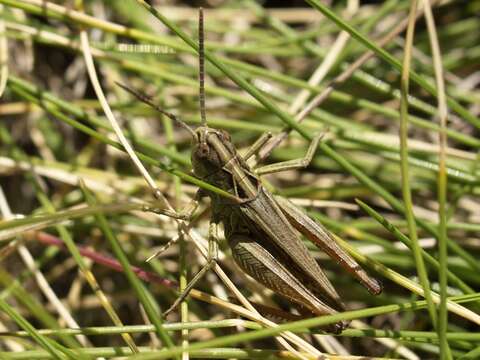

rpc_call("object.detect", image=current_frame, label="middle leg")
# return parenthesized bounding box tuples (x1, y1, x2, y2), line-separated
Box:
(255, 132, 324, 175)
(163, 221, 219, 316)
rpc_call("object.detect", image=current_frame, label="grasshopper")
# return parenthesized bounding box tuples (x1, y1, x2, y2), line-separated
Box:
(119, 8, 381, 333)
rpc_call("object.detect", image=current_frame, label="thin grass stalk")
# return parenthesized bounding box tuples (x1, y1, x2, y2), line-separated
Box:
(0, 3, 7, 96)
(79, 22, 160, 199)
(125, 293, 480, 360)
(31, 181, 139, 353)
(6, 17, 479, 150)
(0, 320, 262, 337)
(5, 0, 478, 149)
(14, 321, 480, 341)
(7, 75, 190, 166)
(0, 298, 74, 360)
(398, 0, 437, 329)
(458, 346, 480, 360)
(161, 87, 190, 360)
(0, 267, 81, 350)
(304, 0, 480, 129)
(0, 188, 92, 348)
(356, 200, 474, 296)
(80, 184, 177, 353)
(7, 78, 237, 200)
(422, 1, 451, 358)
(0, 347, 310, 360)
(79, 19, 187, 354)
(133, 0, 310, 139)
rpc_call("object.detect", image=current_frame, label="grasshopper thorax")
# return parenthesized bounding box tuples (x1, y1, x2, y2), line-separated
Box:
(191, 125, 259, 201)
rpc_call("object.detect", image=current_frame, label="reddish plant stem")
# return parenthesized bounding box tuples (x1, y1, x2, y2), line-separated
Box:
(34, 231, 177, 288)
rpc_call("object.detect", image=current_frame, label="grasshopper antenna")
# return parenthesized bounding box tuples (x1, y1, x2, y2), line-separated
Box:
(198, 8, 207, 127)
(116, 81, 196, 139)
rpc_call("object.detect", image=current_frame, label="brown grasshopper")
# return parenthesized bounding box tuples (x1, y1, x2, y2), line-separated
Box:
(119, 8, 381, 333)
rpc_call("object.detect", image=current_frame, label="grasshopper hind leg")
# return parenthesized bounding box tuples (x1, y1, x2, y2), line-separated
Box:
(227, 233, 349, 333)
(275, 196, 382, 296)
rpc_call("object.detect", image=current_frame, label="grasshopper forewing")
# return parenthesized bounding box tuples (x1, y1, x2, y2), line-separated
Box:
(119, 8, 381, 333)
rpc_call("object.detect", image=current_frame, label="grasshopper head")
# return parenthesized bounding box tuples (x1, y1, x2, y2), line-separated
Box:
(191, 126, 234, 184)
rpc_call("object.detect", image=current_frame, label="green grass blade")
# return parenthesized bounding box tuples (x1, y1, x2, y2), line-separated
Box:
(80, 184, 177, 354)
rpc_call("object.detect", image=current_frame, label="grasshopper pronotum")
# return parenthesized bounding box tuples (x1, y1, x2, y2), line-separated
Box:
(120, 8, 381, 333)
